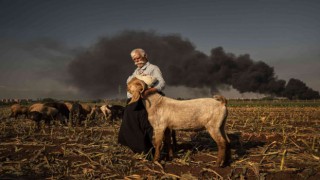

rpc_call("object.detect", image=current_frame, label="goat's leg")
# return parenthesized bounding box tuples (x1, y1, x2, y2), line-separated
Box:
(171, 130, 177, 152)
(102, 112, 107, 122)
(153, 128, 165, 162)
(220, 120, 232, 165)
(207, 128, 227, 167)
(164, 128, 173, 160)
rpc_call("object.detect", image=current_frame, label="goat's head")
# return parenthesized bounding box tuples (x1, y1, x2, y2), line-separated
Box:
(127, 77, 147, 104)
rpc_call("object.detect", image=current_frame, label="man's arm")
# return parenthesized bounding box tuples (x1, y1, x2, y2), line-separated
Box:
(151, 66, 165, 91)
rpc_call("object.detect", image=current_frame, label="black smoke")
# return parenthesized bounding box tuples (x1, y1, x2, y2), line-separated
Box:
(67, 30, 320, 99)
(282, 79, 320, 100)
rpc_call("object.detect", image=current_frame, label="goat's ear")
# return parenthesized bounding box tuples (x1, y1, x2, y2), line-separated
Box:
(128, 91, 140, 104)
(127, 78, 146, 104)
(138, 80, 146, 94)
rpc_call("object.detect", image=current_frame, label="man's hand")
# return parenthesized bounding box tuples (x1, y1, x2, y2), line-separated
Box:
(142, 87, 158, 98)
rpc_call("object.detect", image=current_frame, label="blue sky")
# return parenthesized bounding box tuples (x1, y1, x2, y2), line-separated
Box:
(0, 0, 319, 99)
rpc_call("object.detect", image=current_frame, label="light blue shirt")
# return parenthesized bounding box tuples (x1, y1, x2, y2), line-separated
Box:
(127, 62, 165, 98)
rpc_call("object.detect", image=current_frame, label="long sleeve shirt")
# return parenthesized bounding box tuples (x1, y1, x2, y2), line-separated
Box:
(127, 62, 165, 98)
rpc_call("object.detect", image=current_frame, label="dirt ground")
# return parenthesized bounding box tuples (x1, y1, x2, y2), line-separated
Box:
(0, 105, 319, 179)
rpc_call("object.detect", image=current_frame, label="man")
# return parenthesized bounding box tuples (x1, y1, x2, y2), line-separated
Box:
(118, 48, 165, 154)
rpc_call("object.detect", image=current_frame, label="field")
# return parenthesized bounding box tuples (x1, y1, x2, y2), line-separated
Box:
(0, 100, 319, 179)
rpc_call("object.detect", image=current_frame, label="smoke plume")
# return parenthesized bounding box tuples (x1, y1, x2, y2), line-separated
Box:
(67, 30, 319, 99)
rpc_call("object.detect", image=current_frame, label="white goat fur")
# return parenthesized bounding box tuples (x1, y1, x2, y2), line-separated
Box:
(127, 77, 230, 167)
(100, 105, 111, 120)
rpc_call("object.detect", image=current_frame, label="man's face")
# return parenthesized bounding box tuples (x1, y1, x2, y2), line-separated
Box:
(132, 54, 147, 68)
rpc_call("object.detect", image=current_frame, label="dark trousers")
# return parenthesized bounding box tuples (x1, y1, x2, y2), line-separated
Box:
(118, 98, 153, 154)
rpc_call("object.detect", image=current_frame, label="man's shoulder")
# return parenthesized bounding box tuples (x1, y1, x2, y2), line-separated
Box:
(147, 63, 160, 69)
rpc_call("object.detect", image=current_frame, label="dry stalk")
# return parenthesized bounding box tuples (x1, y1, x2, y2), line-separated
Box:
(181, 150, 192, 165)
(43, 156, 54, 173)
(248, 162, 260, 173)
(299, 138, 311, 149)
(143, 166, 163, 175)
(294, 127, 298, 138)
(262, 141, 277, 154)
(30, 146, 46, 162)
(124, 174, 142, 180)
(288, 138, 302, 150)
(280, 149, 287, 171)
(74, 149, 99, 165)
(201, 168, 223, 180)
(311, 154, 320, 160)
(243, 118, 250, 128)
(14, 146, 22, 152)
(312, 136, 316, 151)
(153, 161, 164, 172)
(230, 120, 236, 130)
(251, 151, 279, 157)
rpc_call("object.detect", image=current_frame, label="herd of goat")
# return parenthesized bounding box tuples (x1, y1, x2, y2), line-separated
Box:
(8, 101, 125, 129)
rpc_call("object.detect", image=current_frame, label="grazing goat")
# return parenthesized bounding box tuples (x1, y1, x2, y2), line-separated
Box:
(80, 103, 92, 118)
(64, 102, 73, 111)
(65, 102, 92, 125)
(28, 103, 61, 129)
(9, 104, 28, 119)
(107, 105, 125, 122)
(99, 104, 125, 122)
(127, 77, 230, 167)
(43, 102, 70, 124)
(88, 105, 103, 120)
(100, 105, 111, 121)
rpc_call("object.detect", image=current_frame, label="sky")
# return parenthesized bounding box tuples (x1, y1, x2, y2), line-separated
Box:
(0, 0, 319, 100)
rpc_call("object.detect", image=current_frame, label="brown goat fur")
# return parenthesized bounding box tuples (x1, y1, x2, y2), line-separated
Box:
(28, 103, 61, 129)
(10, 103, 28, 119)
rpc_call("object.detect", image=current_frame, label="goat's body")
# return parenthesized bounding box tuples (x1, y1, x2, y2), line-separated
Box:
(10, 104, 28, 119)
(29, 103, 61, 129)
(147, 95, 226, 130)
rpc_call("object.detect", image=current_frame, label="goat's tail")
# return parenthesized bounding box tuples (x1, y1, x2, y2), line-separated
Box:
(213, 95, 227, 105)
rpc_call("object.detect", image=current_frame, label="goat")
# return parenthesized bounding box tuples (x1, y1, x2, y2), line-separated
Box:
(43, 102, 70, 124)
(127, 77, 230, 167)
(107, 105, 125, 122)
(9, 103, 28, 119)
(100, 105, 111, 121)
(28, 103, 61, 129)
(89, 105, 100, 120)
(65, 102, 92, 124)
(80, 103, 92, 118)
(64, 102, 73, 111)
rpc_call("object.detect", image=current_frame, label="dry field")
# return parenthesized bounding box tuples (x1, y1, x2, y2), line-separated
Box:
(0, 100, 319, 179)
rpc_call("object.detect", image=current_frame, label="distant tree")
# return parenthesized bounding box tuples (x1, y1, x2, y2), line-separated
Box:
(41, 98, 56, 103)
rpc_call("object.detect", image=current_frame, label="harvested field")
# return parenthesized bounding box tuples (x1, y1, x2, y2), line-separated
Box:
(0, 101, 319, 179)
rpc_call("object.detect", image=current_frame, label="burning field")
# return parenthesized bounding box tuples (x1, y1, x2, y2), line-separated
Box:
(0, 100, 319, 179)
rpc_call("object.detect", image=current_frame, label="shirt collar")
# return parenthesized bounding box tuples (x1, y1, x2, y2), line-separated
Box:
(138, 62, 150, 70)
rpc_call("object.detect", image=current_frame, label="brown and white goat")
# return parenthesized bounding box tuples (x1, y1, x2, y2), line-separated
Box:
(127, 77, 230, 167)
(28, 103, 62, 129)
(10, 103, 28, 119)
